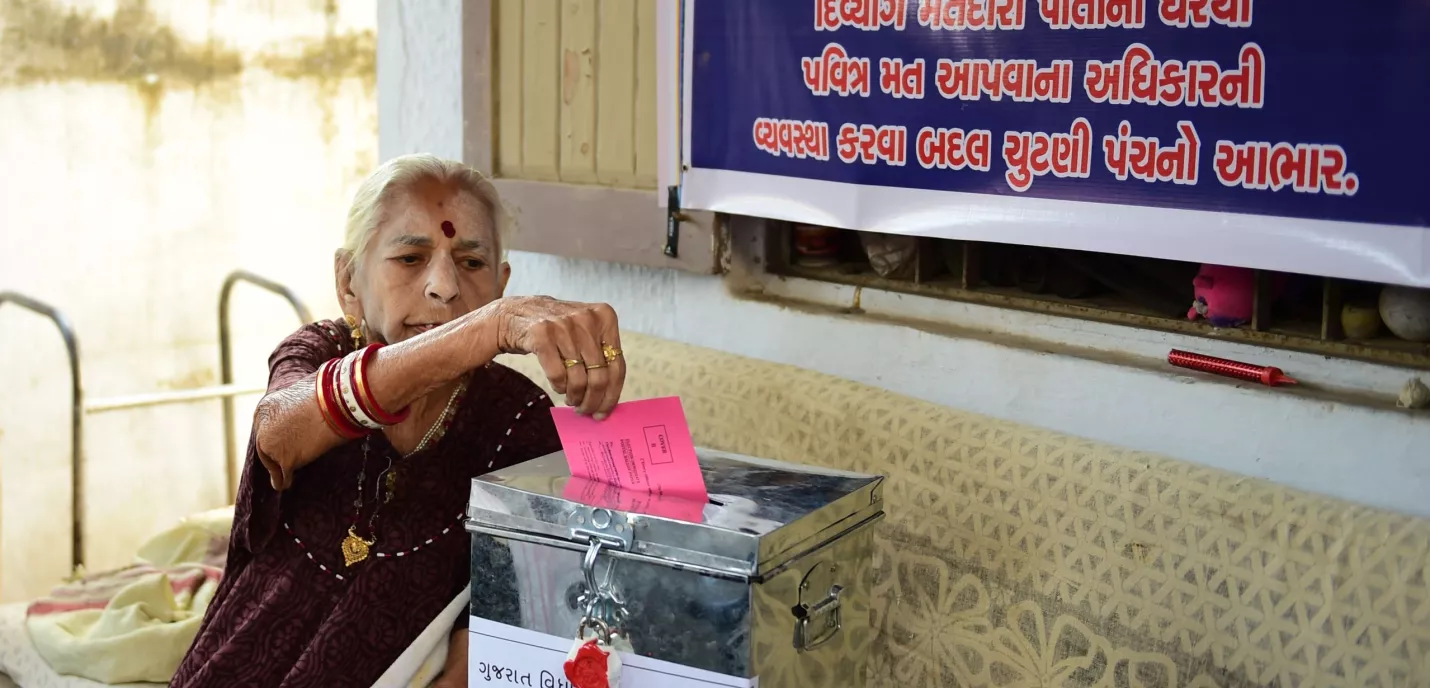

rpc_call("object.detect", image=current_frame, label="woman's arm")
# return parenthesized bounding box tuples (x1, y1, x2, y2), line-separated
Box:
(254, 296, 624, 490)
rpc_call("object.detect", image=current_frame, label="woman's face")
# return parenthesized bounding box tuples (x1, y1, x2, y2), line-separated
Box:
(337, 178, 510, 345)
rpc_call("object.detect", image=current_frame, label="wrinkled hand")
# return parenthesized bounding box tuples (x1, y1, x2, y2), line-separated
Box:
(493, 296, 626, 419)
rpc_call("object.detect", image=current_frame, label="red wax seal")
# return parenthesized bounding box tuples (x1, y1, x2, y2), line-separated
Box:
(563, 640, 611, 688)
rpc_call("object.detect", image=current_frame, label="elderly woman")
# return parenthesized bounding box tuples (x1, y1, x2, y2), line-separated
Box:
(171, 154, 625, 688)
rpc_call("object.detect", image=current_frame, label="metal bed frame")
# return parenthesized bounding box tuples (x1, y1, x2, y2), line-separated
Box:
(0, 270, 312, 577)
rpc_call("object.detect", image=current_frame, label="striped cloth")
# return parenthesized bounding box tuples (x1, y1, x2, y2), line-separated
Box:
(22, 508, 232, 684)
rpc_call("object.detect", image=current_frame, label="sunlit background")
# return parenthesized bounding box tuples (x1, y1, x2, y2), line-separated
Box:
(0, 0, 377, 603)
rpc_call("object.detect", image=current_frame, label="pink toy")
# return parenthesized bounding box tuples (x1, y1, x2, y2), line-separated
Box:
(1188, 264, 1283, 328)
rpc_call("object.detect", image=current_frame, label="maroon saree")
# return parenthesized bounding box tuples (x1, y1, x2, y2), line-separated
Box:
(171, 320, 559, 687)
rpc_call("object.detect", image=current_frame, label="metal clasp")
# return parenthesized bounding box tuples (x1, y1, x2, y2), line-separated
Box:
(576, 538, 629, 634)
(573, 509, 632, 633)
(570, 506, 633, 550)
(581, 538, 620, 603)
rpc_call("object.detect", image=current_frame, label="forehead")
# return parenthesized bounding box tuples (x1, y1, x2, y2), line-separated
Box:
(378, 178, 497, 244)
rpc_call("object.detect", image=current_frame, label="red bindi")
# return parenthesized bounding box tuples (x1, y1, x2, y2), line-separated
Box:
(440, 220, 455, 238)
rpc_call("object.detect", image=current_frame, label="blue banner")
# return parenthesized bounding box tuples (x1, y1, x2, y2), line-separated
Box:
(688, 0, 1430, 229)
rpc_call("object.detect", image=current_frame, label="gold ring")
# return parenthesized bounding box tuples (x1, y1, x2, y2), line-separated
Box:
(563, 358, 582, 369)
(585, 362, 608, 371)
(602, 343, 623, 363)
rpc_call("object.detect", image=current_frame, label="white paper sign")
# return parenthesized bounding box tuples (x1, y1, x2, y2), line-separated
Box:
(469, 616, 756, 688)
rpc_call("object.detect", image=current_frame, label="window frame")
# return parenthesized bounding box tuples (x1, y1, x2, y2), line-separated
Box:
(469, 0, 720, 274)
(764, 221, 1430, 371)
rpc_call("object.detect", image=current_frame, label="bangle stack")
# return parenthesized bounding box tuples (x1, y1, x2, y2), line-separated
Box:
(316, 343, 410, 438)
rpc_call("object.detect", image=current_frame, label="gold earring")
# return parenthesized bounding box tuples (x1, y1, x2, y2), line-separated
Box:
(344, 314, 363, 349)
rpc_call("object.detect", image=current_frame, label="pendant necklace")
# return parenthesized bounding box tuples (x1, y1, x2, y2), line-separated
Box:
(341, 379, 468, 567)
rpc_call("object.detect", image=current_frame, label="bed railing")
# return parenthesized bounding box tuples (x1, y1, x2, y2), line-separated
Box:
(0, 270, 311, 577)
(0, 292, 84, 576)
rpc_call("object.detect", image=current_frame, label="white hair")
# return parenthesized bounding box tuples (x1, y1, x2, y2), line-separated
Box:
(342, 153, 512, 263)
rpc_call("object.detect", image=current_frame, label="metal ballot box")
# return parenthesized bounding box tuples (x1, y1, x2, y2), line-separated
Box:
(465, 448, 884, 688)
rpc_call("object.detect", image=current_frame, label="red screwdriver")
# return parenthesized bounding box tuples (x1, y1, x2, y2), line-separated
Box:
(1168, 349, 1298, 387)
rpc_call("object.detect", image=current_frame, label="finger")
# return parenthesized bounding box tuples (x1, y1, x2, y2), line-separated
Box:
(594, 348, 625, 420)
(570, 311, 609, 416)
(529, 321, 569, 396)
(593, 306, 625, 420)
(258, 449, 285, 491)
(550, 323, 590, 408)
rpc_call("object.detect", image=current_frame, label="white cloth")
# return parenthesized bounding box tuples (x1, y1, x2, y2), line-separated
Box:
(0, 602, 153, 688)
(370, 588, 469, 688)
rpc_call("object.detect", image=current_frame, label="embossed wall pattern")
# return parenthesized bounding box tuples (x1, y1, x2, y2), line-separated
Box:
(503, 334, 1430, 687)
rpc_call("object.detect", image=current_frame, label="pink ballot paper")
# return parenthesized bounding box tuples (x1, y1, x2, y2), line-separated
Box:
(549, 396, 708, 503)
(560, 476, 707, 523)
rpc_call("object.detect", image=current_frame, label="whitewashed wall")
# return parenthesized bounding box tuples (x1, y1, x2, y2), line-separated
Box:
(0, 0, 376, 602)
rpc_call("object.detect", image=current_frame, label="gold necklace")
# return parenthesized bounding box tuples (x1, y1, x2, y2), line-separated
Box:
(340, 380, 468, 567)
(408, 380, 466, 457)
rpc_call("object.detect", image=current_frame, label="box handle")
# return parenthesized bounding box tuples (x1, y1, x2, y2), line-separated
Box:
(792, 581, 844, 651)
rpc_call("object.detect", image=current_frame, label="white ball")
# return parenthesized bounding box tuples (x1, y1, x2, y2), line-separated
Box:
(1379, 285, 1430, 343)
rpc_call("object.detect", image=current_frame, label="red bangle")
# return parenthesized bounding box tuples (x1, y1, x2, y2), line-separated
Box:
(355, 343, 410, 425)
(317, 359, 365, 439)
(314, 361, 343, 436)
